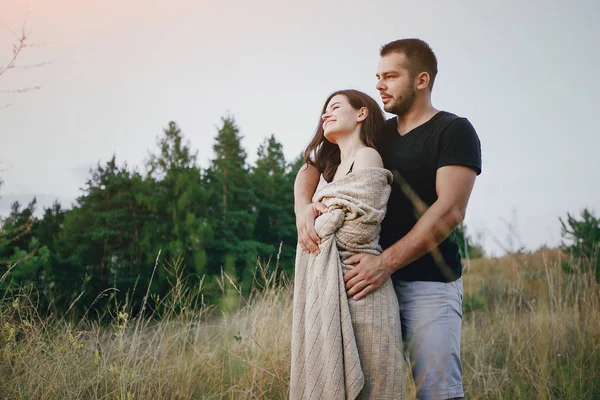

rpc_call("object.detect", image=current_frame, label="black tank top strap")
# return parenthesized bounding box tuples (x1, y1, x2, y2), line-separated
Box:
(346, 161, 355, 175)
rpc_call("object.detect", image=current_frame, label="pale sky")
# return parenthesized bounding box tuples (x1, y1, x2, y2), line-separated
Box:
(1, 0, 598, 256)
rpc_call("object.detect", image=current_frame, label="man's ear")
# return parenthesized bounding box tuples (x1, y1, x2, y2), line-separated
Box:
(415, 71, 430, 91)
(357, 107, 369, 122)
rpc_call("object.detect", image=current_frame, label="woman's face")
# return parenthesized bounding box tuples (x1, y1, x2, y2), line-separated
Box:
(321, 94, 364, 143)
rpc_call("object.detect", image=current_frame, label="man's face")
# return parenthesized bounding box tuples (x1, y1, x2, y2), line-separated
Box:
(376, 52, 416, 116)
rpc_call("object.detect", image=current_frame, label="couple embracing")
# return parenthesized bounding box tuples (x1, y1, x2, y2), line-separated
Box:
(290, 39, 482, 400)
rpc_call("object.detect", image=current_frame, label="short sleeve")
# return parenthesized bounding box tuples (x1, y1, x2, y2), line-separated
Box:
(437, 118, 482, 175)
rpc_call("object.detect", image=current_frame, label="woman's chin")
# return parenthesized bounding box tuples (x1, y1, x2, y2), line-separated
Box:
(324, 128, 351, 144)
(323, 130, 338, 144)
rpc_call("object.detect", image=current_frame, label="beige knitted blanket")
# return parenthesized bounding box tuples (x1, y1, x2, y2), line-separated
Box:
(290, 168, 405, 400)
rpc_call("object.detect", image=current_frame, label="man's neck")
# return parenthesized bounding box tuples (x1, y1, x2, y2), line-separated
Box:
(396, 101, 439, 136)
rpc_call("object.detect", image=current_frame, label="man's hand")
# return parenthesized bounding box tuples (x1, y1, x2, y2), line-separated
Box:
(296, 202, 328, 255)
(343, 254, 392, 300)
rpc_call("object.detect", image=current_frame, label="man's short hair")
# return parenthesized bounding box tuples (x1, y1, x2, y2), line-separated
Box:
(380, 39, 438, 90)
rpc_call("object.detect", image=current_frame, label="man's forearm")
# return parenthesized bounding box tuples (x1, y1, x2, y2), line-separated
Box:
(380, 200, 465, 272)
(294, 163, 320, 214)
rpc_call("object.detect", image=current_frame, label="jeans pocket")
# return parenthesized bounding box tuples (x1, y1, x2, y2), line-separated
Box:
(454, 279, 463, 317)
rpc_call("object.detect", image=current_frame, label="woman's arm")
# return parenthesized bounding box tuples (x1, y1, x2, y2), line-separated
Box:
(294, 163, 327, 254)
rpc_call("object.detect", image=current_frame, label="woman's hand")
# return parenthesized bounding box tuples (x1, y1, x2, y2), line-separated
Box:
(296, 202, 328, 255)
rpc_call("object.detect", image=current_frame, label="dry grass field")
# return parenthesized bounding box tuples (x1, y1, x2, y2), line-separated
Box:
(1, 249, 598, 399)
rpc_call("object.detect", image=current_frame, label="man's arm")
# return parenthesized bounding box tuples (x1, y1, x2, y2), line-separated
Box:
(344, 165, 477, 299)
(294, 163, 327, 254)
(380, 165, 476, 270)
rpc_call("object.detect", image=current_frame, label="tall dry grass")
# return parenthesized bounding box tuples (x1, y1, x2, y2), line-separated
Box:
(0, 249, 599, 399)
(461, 250, 600, 399)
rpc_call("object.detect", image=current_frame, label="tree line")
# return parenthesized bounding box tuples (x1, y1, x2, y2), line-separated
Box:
(0, 117, 302, 317)
(6, 114, 589, 320)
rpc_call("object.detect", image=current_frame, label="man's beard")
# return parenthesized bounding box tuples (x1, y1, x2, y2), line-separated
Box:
(384, 86, 416, 117)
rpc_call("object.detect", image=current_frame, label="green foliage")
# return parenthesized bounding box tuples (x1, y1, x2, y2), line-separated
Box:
(145, 121, 211, 281)
(0, 198, 36, 257)
(0, 200, 40, 286)
(0, 115, 300, 316)
(204, 116, 263, 292)
(56, 156, 151, 316)
(463, 287, 488, 312)
(252, 136, 297, 277)
(560, 208, 600, 280)
(4, 111, 596, 320)
(454, 223, 485, 260)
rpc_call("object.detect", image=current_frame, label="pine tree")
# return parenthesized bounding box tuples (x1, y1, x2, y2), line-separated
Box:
(252, 136, 297, 276)
(32, 201, 75, 311)
(560, 208, 600, 280)
(145, 121, 211, 280)
(205, 116, 259, 285)
(57, 156, 149, 315)
(0, 198, 36, 258)
(0, 198, 42, 287)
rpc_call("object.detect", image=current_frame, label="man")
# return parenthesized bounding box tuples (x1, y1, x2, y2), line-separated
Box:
(294, 39, 482, 400)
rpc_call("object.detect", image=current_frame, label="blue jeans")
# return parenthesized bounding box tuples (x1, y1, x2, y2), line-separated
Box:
(393, 278, 464, 400)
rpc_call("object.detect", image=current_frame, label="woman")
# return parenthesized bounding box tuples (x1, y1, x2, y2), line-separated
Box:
(290, 90, 405, 400)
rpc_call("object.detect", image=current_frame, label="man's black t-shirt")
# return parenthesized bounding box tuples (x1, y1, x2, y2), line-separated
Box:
(378, 111, 482, 283)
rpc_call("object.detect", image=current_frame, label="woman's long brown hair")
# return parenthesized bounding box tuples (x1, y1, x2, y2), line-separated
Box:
(303, 89, 386, 182)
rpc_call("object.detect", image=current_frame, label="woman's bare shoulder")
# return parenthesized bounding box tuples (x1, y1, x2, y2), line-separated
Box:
(353, 147, 383, 169)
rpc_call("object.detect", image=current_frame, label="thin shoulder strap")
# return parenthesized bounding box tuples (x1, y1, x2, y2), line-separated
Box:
(346, 161, 355, 175)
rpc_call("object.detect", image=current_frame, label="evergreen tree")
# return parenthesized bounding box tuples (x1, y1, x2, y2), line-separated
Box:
(0, 198, 36, 257)
(0, 198, 41, 285)
(57, 156, 150, 314)
(32, 201, 76, 311)
(560, 208, 600, 280)
(145, 121, 212, 281)
(205, 116, 259, 287)
(252, 136, 297, 276)
(0, 118, 315, 313)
